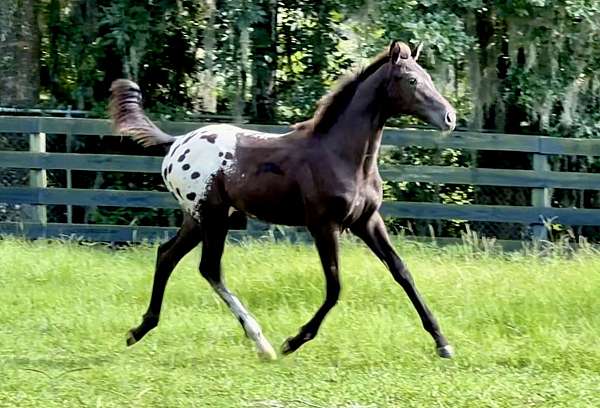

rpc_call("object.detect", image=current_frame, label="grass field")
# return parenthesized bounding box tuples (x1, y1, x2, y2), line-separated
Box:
(0, 237, 599, 407)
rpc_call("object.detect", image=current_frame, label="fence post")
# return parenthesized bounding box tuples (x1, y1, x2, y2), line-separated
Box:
(29, 132, 47, 226)
(65, 109, 74, 224)
(531, 153, 551, 240)
(66, 132, 73, 224)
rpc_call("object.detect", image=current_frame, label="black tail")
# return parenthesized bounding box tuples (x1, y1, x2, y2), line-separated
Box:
(109, 79, 176, 148)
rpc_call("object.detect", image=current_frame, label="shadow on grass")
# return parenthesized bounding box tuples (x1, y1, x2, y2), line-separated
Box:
(9, 352, 117, 374)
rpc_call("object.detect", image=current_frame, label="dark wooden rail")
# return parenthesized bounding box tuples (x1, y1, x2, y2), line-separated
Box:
(2, 116, 600, 242)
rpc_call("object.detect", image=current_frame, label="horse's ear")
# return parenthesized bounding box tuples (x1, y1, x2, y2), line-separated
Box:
(389, 40, 410, 64)
(412, 42, 424, 61)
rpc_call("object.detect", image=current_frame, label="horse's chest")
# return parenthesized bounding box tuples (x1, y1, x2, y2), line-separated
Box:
(320, 175, 382, 226)
(320, 184, 365, 224)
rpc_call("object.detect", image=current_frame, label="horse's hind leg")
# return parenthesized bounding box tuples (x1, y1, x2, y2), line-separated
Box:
(127, 214, 202, 346)
(199, 206, 276, 360)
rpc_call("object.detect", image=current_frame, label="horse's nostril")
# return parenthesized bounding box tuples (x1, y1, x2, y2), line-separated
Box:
(445, 111, 456, 125)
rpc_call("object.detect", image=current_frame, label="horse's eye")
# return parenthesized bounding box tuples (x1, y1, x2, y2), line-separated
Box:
(408, 77, 418, 87)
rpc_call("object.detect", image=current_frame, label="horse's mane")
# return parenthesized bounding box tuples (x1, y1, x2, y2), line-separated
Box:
(303, 50, 389, 135)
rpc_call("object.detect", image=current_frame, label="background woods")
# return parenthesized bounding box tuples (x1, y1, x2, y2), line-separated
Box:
(1, 0, 600, 239)
(4, 0, 596, 131)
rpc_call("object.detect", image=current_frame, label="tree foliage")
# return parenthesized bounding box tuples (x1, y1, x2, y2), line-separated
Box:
(8, 0, 592, 134)
(3, 0, 600, 236)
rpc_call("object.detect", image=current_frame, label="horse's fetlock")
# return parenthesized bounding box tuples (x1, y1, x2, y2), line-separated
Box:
(303, 331, 316, 341)
(143, 313, 159, 327)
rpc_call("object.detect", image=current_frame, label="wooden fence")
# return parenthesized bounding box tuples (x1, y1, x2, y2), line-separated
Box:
(2, 115, 600, 243)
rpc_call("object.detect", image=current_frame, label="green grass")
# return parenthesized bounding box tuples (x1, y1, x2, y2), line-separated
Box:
(0, 237, 599, 407)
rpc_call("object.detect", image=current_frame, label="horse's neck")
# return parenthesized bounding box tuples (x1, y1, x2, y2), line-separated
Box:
(322, 70, 387, 176)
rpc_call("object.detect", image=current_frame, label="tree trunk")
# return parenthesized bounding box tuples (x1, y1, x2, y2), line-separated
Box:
(306, 2, 332, 99)
(310, 2, 328, 76)
(200, 0, 217, 113)
(465, 11, 483, 130)
(250, 0, 277, 123)
(72, 0, 98, 110)
(46, 0, 64, 102)
(233, 16, 249, 122)
(0, 0, 40, 107)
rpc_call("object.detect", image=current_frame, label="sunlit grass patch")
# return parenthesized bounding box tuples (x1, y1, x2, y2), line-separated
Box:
(0, 236, 598, 407)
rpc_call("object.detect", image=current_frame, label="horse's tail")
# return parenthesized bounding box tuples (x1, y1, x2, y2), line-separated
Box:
(109, 79, 176, 148)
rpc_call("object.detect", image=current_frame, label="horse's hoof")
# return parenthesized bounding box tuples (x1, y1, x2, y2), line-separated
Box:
(436, 344, 454, 358)
(256, 336, 277, 361)
(280, 337, 294, 355)
(126, 330, 138, 347)
(258, 346, 277, 361)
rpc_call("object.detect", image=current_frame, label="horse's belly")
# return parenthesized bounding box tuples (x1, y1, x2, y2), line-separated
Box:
(243, 198, 306, 226)
(229, 185, 304, 226)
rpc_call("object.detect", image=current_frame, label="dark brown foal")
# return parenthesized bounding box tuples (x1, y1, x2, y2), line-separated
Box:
(110, 40, 456, 359)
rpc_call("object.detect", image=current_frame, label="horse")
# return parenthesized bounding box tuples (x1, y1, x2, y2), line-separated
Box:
(109, 40, 456, 360)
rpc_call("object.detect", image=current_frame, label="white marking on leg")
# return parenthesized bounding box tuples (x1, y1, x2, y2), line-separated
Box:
(437, 344, 454, 358)
(211, 283, 276, 360)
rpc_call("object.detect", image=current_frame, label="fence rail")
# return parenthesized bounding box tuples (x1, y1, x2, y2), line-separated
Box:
(1, 151, 163, 172)
(2, 116, 600, 243)
(380, 165, 600, 190)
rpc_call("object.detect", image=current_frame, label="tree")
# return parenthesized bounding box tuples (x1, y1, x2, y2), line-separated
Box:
(250, 0, 277, 123)
(0, 0, 41, 107)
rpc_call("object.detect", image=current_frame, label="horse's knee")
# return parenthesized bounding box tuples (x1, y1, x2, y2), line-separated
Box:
(198, 260, 219, 282)
(156, 240, 179, 268)
(390, 258, 415, 286)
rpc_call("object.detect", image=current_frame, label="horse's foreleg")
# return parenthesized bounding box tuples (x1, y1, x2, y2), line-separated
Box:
(281, 223, 341, 355)
(126, 214, 202, 346)
(199, 207, 276, 360)
(350, 211, 453, 358)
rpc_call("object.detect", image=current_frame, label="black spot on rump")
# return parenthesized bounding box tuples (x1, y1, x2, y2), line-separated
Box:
(218, 152, 223, 157)
(186, 192, 197, 201)
(222, 160, 227, 166)
(168, 163, 173, 173)
(182, 134, 195, 144)
(224, 152, 234, 159)
(191, 172, 200, 179)
(182, 164, 190, 171)
(200, 134, 217, 144)
(163, 168, 168, 178)
(175, 188, 183, 199)
(177, 149, 191, 162)
(170, 144, 179, 157)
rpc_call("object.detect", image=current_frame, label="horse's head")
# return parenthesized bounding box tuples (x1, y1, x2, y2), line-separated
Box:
(385, 41, 456, 132)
